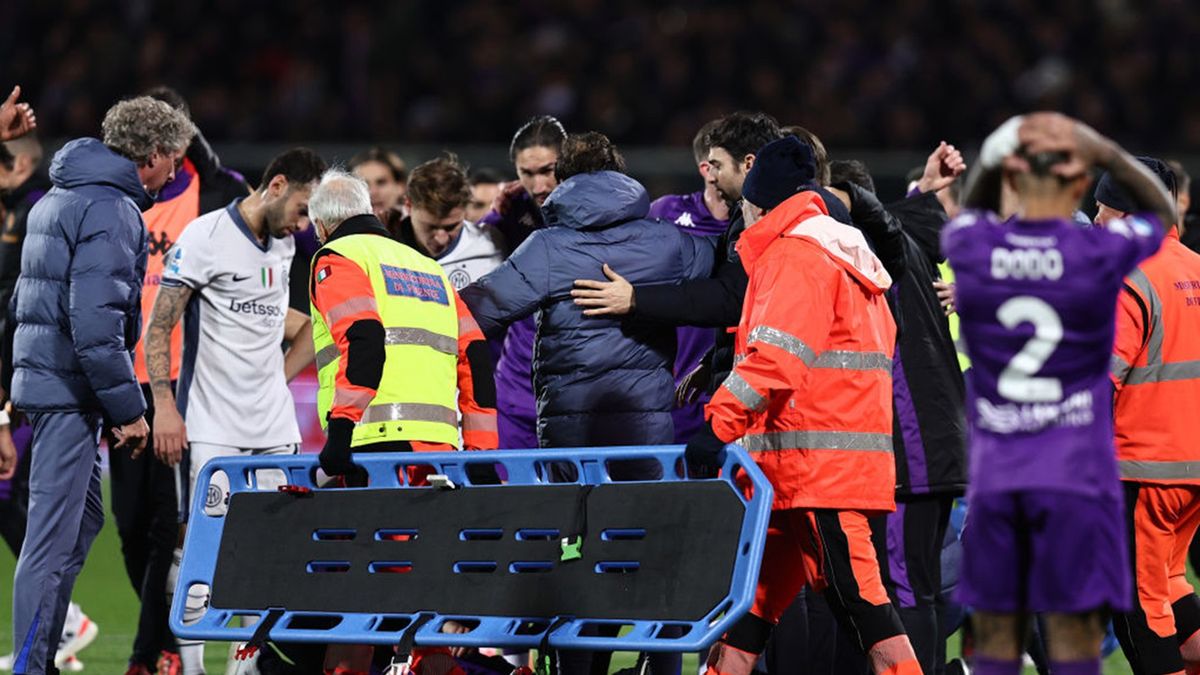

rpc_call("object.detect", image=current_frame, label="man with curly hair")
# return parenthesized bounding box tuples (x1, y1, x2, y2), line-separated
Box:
(6, 96, 193, 675)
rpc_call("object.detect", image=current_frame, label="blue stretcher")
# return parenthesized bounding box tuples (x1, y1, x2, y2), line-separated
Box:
(170, 445, 772, 653)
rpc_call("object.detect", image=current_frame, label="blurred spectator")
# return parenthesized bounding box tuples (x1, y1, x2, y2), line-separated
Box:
(0, 86, 36, 142)
(5, 2, 1200, 151)
(466, 168, 504, 225)
(1168, 159, 1200, 252)
(348, 146, 407, 229)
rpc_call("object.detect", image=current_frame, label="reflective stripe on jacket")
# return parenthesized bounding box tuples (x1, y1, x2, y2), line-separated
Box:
(1113, 230, 1200, 482)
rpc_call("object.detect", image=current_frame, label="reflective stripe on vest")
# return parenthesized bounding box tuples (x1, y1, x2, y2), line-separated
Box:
(1114, 267, 1200, 387)
(1119, 460, 1200, 481)
(310, 234, 460, 448)
(314, 327, 457, 371)
(742, 430, 893, 453)
(360, 402, 458, 427)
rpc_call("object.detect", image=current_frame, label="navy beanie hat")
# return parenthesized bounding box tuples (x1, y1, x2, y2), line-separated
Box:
(1094, 156, 1176, 214)
(742, 135, 817, 210)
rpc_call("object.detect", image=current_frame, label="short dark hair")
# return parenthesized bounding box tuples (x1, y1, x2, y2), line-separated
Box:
(349, 147, 407, 183)
(782, 126, 830, 187)
(144, 85, 190, 117)
(830, 159, 876, 196)
(692, 119, 721, 165)
(407, 154, 471, 218)
(259, 148, 327, 191)
(705, 112, 782, 165)
(555, 132, 626, 182)
(510, 115, 567, 162)
(468, 167, 506, 186)
(1168, 159, 1191, 194)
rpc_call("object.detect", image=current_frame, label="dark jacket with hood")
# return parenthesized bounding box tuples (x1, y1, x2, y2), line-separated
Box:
(461, 170, 714, 448)
(8, 138, 151, 424)
(839, 183, 966, 497)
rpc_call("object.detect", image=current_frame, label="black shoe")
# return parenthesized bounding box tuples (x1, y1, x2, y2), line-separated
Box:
(946, 657, 971, 675)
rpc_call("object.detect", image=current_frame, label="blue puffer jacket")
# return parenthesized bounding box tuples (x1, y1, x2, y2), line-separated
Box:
(461, 171, 715, 448)
(10, 138, 151, 424)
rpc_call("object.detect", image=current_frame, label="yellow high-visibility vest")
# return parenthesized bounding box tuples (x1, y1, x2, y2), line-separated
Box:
(938, 261, 971, 372)
(310, 233, 460, 448)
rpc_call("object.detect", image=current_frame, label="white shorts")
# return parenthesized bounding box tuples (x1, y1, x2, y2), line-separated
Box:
(178, 442, 298, 521)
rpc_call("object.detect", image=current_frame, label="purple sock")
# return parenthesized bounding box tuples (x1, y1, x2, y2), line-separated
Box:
(972, 656, 1022, 675)
(1048, 659, 1101, 675)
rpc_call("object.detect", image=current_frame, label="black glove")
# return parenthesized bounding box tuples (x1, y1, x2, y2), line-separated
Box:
(685, 420, 728, 476)
(319, 417, 356, 477)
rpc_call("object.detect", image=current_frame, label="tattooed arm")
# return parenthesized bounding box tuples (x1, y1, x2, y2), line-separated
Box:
(283, 308, 314, 382)
(144, 283, 193, 466)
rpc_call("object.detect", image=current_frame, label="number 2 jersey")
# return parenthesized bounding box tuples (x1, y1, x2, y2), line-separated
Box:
(943, 210, 1163, 497)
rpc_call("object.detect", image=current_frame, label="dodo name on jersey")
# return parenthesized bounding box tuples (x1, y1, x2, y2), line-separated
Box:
(990, 246, 1064, 281)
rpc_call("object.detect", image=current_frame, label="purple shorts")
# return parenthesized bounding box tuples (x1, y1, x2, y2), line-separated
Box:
(958, 490, 1131, 613)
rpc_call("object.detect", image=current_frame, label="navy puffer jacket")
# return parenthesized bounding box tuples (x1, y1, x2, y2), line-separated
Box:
(10, 138, 151, 424)
(461, 171, 715, 448)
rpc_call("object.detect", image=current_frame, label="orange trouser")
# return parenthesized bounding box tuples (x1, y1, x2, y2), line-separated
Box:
(1114, 482, 1200, 675)
(707, 508, 921, 675)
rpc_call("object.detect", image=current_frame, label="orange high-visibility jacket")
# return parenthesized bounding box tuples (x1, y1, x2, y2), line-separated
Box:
(1112, 230, 1200, 483)
(706, 191, 898, 512)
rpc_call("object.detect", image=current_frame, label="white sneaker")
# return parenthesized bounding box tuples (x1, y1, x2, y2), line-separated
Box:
(55, 604, 98, 668)
(0, 651, 85, 671)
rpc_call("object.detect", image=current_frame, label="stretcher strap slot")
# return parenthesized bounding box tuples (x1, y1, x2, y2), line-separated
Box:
(453, 561, 498, 573)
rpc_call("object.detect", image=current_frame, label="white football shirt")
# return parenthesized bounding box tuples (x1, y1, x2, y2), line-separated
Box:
(437, 221, 506, 289)
(161, 200, 301, 448)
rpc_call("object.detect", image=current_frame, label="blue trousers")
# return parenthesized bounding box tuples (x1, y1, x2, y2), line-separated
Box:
(11, 412, 104, 675)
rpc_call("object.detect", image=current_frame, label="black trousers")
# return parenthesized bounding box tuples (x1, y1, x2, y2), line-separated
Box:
(108, 383, 179, 667)
(869, 496, 953, 675)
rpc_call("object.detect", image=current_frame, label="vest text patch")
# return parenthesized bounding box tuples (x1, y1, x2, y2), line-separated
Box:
(380, 264, 449, 305)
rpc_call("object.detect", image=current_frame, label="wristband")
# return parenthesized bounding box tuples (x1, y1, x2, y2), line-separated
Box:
(980, 116, 1024, 170)
(0, 409, 10, 426)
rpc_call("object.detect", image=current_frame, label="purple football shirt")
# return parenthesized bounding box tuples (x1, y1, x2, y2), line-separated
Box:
(648, 191, 729, 442)
(943, 210, 1163, 497)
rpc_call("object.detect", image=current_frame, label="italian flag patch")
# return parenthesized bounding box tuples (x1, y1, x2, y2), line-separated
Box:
(317, 266, 332, 283)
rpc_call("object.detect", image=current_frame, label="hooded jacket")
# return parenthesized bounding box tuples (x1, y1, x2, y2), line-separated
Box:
(706, 190, 898, 512)
(8, 138, 151, 424)
(461, 170, 715, 448)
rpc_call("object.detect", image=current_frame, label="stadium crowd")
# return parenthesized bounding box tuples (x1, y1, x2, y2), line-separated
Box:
(1, 32, 1200, 675)
(5, 0, 1200, 151)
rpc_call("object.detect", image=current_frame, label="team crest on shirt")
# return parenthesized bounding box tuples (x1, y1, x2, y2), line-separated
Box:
(448, 268, 471, 290)
(380, 264, 449, 305)
(206, 484, 223, 509)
